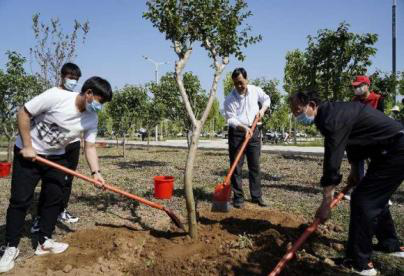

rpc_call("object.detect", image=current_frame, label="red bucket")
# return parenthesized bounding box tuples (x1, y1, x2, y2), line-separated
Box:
(154, 176, 174, 199)
(0, 162, 11, 178)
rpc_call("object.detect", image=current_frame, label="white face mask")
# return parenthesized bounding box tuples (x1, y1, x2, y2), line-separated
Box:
(64, 78, 78, 92)
(354, 86, 366, 96)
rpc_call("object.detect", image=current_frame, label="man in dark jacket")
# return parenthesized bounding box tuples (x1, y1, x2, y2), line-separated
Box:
(289, 91, 404, 276)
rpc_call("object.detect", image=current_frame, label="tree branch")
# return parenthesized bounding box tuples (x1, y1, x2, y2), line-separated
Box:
(174, 47, 198, 127)
(200, 58, 226, 125)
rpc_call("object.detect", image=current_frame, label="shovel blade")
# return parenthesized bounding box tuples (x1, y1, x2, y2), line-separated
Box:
(213, 182, 231, 201)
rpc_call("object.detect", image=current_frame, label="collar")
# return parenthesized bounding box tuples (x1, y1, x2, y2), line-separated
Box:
(232, 86, 249, 100)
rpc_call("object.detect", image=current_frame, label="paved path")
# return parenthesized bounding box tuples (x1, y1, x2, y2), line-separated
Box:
(97, 139, 324, 156)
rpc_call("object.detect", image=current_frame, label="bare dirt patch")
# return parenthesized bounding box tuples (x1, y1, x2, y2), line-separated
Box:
(7, 206, 358, 276)
(1, 146, 402, 275)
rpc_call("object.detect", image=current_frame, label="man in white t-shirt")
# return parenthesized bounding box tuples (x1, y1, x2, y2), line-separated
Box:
(224, 68, 271, 208)
(0, 76, 112, 273)
(31, 63, 83, 235)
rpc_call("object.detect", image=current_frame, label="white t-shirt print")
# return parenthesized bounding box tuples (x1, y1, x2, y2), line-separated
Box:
(15, 87, 98, 155)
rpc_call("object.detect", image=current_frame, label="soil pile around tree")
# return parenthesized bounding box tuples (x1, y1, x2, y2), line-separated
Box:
(7, 205, 355, 276)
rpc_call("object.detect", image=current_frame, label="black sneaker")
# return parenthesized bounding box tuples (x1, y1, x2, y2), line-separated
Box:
(251, 198, 268, 207)
(30, 216, 40, 234)
(232, 200, 244, 209)
(58, 209, 79, 223)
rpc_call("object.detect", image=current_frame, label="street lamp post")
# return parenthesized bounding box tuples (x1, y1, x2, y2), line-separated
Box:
(143, 56, 168, 141)
(392, 0, 397, 103)
(143, 55, 168, 83)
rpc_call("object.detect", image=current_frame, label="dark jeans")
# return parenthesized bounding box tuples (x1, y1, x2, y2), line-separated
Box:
(38, 141, 80, 215)
(346, 135, 404, 270)
(5, 147, 68, 246)
(228, 127, 262, 203)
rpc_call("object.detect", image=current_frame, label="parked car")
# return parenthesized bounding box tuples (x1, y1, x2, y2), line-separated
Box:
(215, 132, 225, 138)
(296, 132, 307, 138)
(264, 131, 281, 144)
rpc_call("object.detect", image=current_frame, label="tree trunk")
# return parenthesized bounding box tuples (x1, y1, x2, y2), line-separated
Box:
(122, 137, 126, 158)
(186, 129, 192, 149)
(184, 124, 201, 238)
(7, 137, 14, 162)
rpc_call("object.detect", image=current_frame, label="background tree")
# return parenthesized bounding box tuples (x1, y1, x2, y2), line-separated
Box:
(107, 85, 147, 158)
(284, 22, 378, 101)
(205, 98, 226, 136)
(144, 0, 261, 238)
(283, 49, 310, 94)
(264, 99, 290, 133)
(0, 51, 44, 161)
(370, 70, 400, 105)
(30, 13, 89, 87)
(142, 98, 165, 145)
(148, 72, 208, 146)
(97, 107, 112, 138)
(222, 72, 234, 97)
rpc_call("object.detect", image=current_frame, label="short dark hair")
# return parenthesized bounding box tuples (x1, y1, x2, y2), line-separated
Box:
(81, 77, 113, 103)
(232, 67, 247, 80)
(61, 63, 82, 78)
(288, 91, 322, 106)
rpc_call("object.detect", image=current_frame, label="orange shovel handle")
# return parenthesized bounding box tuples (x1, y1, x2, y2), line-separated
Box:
(34, 156, 165, 211)
(224, 115, 261, 185)
(268, 184, 353, 276)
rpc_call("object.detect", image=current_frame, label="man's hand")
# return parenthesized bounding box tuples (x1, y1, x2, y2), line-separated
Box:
(258, 108, 267, 120)
(236, 124, 253, 139)
(315, 199, 332, 223)
(93, 172, 106, 189)
(20, 146, 36, 160)
(244, 126, 253, 139)
(315, 185, 335, 223)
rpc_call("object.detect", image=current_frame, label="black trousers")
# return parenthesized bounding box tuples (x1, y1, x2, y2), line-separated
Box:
(5, 147, 68, 246)
(347, 135, 404, 270)
(228, 127, 262, 202)
(38, 140, 80, 215)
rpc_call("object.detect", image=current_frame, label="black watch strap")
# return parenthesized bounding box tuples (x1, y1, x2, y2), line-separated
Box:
(91, 170, 100, 176)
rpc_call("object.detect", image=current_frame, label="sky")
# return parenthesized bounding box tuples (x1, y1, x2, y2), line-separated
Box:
(0, 0, 403, 105)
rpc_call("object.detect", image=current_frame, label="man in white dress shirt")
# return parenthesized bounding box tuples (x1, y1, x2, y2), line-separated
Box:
(224, 68, 271, 208)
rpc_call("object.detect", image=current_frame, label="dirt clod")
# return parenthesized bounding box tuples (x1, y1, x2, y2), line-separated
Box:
(62, 264, 72, 273)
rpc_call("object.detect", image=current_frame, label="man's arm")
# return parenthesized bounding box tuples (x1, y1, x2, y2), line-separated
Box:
(257, 87, 271, 119)
(84, 141, 105, 187)
(316, 130, 350, 222)
(17, 107, 36, 159)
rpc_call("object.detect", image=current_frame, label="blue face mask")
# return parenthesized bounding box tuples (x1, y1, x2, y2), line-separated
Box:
(296, 112, 315, 125)
(86, 100, 103, 113)
(64, 78, 78, 91)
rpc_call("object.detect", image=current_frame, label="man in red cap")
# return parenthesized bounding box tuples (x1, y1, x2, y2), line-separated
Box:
(352, 75, 384, 112)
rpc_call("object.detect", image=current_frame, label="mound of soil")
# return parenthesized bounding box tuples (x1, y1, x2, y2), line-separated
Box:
(7, 205, 348, 276)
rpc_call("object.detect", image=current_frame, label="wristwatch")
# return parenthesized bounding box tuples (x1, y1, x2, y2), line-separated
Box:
(91, 170, 101, 176)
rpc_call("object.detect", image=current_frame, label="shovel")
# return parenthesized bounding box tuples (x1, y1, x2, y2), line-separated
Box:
(212, 114, 260, 212)
(34, 156, 185, 231)
(268, 183, 353, 276)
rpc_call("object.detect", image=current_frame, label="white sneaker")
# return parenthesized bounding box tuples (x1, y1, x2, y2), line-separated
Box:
(343, 194, 351, 201)
(388, 200, 393, 206)
(30, 216, 40, 233)
(389, 246, 404, 258)
(35, 238, 69, 256)
(354, 268, 378, 276)
(0, 246, 19, 273)
(58, 209, 79, 223)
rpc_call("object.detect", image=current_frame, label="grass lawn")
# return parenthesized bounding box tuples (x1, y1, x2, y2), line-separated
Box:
(0, 146, 402, 275)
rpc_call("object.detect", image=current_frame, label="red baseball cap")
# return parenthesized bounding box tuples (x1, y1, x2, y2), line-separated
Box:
(352, 75, 370, 86)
